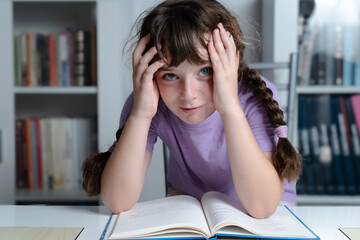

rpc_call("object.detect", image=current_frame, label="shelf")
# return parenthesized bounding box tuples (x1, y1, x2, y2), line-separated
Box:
(296, 86, 360, 95)
(14, 0, 95, 2)
(14, 86, 97, 95)
(296, 195, 360, 205)
(15, 188, 99, 204)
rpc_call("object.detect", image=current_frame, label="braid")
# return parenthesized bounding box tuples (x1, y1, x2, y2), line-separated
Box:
(82, 128, 123, 196)
(241, 64, 302, 181)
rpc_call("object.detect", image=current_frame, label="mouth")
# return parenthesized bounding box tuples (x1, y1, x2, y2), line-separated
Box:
(180, 106, 202, 114)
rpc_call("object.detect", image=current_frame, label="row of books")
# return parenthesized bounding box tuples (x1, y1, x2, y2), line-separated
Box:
(297, 94, 360, 195)
(15, 117, 97, 190)
(297, 0, 360, 86)
(13, 26, 97, 87)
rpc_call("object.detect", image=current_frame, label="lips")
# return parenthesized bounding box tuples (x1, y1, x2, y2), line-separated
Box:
(180, 106, 202, 114)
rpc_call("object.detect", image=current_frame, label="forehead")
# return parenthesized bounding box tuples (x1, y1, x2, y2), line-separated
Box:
(164, 33, 212, 64)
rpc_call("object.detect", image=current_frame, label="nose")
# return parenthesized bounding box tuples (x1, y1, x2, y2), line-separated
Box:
(180, 76, 197, 101)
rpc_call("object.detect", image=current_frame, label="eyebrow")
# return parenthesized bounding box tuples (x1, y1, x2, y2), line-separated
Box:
(158, 61, 212, 72)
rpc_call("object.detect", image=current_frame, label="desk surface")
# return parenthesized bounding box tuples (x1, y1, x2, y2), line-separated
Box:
(1, 205, 360, 240)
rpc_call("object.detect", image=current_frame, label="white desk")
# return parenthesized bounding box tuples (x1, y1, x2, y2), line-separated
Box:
(0, 205, 359, 240)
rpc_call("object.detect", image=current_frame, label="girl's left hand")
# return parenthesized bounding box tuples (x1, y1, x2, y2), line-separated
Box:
(208, 22, 240, 116)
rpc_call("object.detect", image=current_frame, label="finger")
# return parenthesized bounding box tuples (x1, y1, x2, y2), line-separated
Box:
(133, 34, 151, 64)
(208, 40, 223, 75)
(134, 46, 160, 81)
(213, 27, 230, 68)
(218, 23, 237, 63)
(141, 59, 166, 83)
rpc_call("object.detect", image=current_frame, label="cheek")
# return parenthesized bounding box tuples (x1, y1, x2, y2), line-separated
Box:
(155, 80, 174, 102)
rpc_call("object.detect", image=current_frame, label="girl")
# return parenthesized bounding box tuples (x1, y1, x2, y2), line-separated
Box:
(82, 0, 302, 219)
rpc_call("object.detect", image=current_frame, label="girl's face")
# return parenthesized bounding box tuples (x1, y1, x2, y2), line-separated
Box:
(154, 57, 215, 125)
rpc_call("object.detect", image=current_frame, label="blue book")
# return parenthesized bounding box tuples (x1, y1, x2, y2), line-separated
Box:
(100, 191, 319, 240)
(306, 97, 325, 194)
(342, 33, 355, 86)
(315, 96, 335, 194)
(298, 96, 315, 194)
(345, 96, 360, 193)
(330, 97, 346, 194)
(355, 60, 360, 86)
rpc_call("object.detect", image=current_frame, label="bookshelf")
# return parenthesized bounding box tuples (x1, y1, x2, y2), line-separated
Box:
(294, 0, 360, 205)
(0, 0, 167, 205)
(12, 0, 98, 204)
(293, 86, 360, 205)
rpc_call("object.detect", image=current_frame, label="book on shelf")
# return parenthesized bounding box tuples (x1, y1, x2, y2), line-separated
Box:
(316, 95, 335, 194)
(297, 0, 360, 87)
(306, 97, 325, 194)
(334, 96, 357, 194)
(101, 191, 319, 240)
(297, 94, 360, 195)
(15, 117, 97, 190)
(297, 96, 315, 194)
(13, 27, 96, 87)
(349, 94, 360, 192)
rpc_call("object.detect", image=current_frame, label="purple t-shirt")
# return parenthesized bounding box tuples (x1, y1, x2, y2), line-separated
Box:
(110, 77, 296, 205)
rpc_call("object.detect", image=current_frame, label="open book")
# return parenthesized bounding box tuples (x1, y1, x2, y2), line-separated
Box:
(101, 191, 319, 240)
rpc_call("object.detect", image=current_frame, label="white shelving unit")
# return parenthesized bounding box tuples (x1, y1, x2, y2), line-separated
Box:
(0, 0, 167, 205)
(294, 86, 360, 205)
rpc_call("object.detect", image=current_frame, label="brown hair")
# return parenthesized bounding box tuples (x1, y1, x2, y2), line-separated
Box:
(82, 0, 301, 196)
(138, 0, 302, 181)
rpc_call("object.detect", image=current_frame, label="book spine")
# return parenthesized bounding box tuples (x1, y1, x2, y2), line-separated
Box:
(307, 97, 325, 194)
(25, 119, 34, 189)
(334, 26, 343, 85)
(342, 33, 354, 86)
(338, 97, 357, 194)
(351, 94, 360, 137)
(15, 120, 26, 189)
(34, 118, 43, 189)
(298, 96, 315, 194)
(345, 96, 360, 193)
(40, 119, 48, 190)
(330, 97, 346, 194)
(48, 33, 58, 86)
(30, 119, 39, 189)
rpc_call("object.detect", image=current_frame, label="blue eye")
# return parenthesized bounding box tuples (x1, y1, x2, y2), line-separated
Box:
(200, 67, 213, 76)
(163, 73, 177, 81)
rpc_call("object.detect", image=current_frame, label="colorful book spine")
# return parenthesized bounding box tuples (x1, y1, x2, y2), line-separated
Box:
(338, 97, 357, 194)
(351, 95, 360, 137)
(345, 96, 360, 193)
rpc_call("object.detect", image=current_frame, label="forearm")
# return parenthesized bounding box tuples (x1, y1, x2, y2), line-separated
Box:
(221, 104, 283, 218)
(101, 114, 152, 213)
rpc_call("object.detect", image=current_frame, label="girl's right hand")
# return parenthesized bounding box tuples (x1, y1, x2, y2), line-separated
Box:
(131, 35, 166, 121)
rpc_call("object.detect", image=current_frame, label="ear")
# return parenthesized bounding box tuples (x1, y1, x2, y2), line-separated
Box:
(236, 50, 240, 68)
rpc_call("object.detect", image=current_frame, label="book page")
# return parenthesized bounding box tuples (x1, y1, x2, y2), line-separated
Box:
(0, 227, 83, 240)
(201, 191, 316, 238)
(109, 195, 211, 239)
(339, 228, 360, 240)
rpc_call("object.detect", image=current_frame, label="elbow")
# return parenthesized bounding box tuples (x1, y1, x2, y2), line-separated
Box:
(246, 201, 278, 219)
(101, 191, 136, 214)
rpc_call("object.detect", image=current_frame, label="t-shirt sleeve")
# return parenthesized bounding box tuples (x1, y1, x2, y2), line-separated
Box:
(240, 77, 280, 152)
(108, 92, 158, 152)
